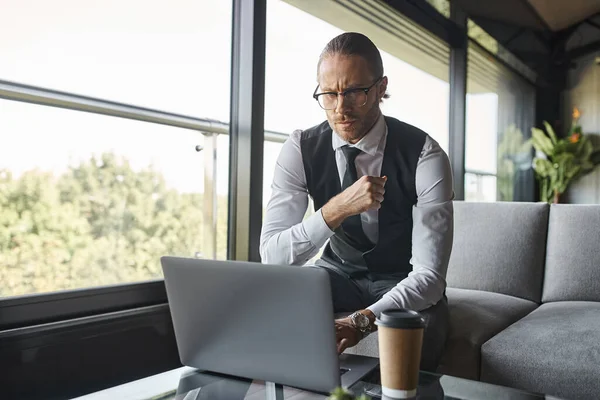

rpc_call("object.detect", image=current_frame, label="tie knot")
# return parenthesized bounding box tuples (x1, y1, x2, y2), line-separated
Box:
(341, 146, 362, 163)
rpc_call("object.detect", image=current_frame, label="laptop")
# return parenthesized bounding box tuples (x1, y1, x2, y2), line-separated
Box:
(161, 256, 379, 394)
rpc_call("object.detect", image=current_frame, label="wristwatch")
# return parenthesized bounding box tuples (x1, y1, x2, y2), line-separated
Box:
(349, 311, 373, 337)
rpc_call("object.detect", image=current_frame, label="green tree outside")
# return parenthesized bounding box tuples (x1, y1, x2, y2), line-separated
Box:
(0, 152, 227, 297)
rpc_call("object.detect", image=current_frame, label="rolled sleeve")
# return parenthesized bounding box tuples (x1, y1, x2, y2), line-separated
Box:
(299, 209, 335, 250)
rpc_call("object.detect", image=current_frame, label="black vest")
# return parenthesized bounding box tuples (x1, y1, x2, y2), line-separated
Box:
(300, 116, 426, 278)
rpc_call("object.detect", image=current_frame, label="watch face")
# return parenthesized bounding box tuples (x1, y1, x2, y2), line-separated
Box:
(354, 313, 369, 328)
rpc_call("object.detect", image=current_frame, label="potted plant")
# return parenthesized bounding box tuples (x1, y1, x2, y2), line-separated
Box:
(327, 387, 371, 400)
(530, 107, 600, 203)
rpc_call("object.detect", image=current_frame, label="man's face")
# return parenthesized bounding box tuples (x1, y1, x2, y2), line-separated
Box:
(317, 54, 387, 143)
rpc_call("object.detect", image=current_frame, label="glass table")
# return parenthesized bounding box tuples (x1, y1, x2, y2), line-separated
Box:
(72, 365, 560, 400)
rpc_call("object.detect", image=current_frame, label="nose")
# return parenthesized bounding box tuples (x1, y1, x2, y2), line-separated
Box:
(334, 93, 352, 114)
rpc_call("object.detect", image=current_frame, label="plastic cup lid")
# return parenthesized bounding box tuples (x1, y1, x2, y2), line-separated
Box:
(375, 309, 426, 329)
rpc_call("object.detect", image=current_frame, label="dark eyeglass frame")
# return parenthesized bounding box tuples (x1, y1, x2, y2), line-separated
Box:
(312, 76, 383, 110)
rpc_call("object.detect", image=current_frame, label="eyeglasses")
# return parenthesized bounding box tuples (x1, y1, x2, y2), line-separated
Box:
(312, 77, 383, 110)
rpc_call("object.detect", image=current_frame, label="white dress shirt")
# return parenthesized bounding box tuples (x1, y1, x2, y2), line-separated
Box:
(259, 113, 454, 316)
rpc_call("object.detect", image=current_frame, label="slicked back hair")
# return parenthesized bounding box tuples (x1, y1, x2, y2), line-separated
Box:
(318, 32, 389, 99)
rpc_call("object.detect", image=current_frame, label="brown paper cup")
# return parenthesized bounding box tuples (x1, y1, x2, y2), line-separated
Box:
(376, 310, 426, 399)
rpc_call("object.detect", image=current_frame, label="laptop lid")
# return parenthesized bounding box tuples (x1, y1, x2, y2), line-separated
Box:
(161, 256, 341, 394)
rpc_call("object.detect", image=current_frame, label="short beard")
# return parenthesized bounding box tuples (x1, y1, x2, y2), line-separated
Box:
(337, 101, 381, 143)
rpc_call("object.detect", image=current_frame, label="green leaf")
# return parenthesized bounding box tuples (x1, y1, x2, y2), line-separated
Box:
(568, 165, 582, 180)
(543, 121, 558, 145)
(532, 158, 553, 177)
(552, 141, 570, 157)
(531, 128, 554, 155)
(539, 177, 553, 203)
(327, 387, 371, 400)
(327, 387, 357, 400)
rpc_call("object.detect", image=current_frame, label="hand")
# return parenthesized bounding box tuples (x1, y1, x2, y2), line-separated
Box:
(322, 176, 387, 230)
(340, 175, 387, 215)
(335, 317, 362, 354)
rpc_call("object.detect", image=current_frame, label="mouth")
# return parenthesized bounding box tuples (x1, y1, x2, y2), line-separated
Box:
(336, 120, 356, 128)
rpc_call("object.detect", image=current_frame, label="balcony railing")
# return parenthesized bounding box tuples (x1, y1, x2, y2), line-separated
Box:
(0, 79, 289, 261)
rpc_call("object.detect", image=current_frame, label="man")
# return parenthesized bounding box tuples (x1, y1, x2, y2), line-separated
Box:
(260, 32, 453, 371)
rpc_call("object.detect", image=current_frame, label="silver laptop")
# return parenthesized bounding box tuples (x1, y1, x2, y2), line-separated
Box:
(161, 256, 379, 394)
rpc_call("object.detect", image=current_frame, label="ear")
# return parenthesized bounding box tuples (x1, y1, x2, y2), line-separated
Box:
(378, 76, 388, 100)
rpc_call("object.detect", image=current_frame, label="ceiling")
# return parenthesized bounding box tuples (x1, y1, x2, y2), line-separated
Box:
(450, 0, 600, 84)
(452, 0, 600, 32)
(528, 0, 600, 31)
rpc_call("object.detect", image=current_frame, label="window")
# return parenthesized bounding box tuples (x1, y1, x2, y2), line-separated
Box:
(263, 0, 451, 227)
(0, 100, 229, 298)
(423, 2, 537, 84)
(0, 0, 232, 120)
(0, 0, 232, 298)
(465, 41, 536, 202)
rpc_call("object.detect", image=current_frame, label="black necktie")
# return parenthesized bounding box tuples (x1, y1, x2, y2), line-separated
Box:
(340, 146, 373, 251)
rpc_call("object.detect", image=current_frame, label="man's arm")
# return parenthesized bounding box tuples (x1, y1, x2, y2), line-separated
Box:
(367, 135, 454, 316)
(261, 131, 388, 265)
(260, 130, 335, 265)
(335, 135, 452, 353)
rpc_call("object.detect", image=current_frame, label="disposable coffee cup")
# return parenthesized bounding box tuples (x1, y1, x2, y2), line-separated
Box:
(375, 309, 426, 399)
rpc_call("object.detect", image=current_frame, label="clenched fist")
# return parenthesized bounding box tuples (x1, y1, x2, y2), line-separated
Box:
(322, 175, 387, 230)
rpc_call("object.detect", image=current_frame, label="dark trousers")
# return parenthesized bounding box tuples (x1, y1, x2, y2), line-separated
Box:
(311, 261, 449, 372)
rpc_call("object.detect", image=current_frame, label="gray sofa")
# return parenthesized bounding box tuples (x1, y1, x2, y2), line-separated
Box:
(345, 201, 600, 400)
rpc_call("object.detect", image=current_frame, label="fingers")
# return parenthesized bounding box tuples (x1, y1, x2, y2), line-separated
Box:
(373, 176, 388, 186)
(373, 193, 384, 203)
(337, 338, 349, 354)
(335, 318, 352, 327)
(362, 176, 387, 197)
(335, 322, 345, 340)
(364, 192, 384, 210)
(369, 202, 382, 211)
(358, 177, 385, 192)
(342, 175, 388, 214)
(362, 175, 387, 186)
(373, 185, 386, 195)
(358, 176, 387, 188)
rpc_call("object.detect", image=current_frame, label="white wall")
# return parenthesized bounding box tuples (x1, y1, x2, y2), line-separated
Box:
(564, 52, 600, 204)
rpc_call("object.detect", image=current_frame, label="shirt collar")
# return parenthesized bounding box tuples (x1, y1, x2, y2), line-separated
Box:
(331, 113, 386, 156)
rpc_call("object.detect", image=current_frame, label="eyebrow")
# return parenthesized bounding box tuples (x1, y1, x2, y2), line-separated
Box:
(319, 83, 370, 93)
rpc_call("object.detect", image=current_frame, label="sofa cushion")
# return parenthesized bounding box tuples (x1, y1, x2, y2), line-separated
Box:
(437, 288, 538, 381)
(481, 302, 600, 400)
(446, 201, 549, 302)
(542, 204, 600, 302)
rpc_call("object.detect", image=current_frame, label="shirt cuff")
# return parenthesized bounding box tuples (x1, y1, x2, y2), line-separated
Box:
(367, 297, 398, 318)
(303, 208, 335, 249)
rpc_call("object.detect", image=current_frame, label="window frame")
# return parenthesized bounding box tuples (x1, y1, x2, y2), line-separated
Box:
(0, 281, 167, 331)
